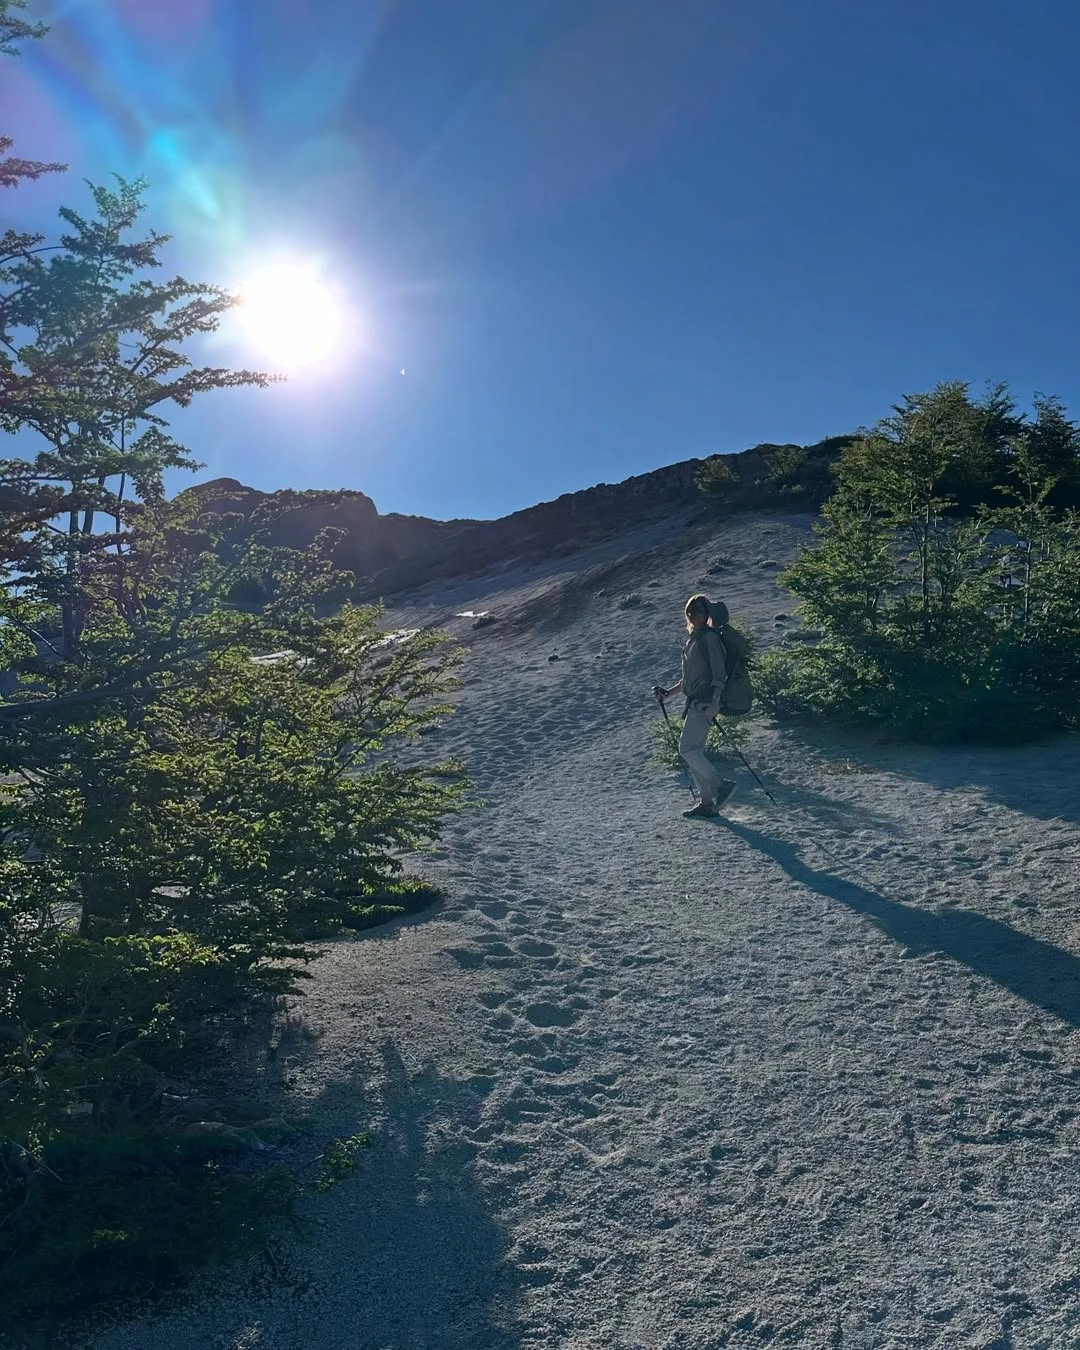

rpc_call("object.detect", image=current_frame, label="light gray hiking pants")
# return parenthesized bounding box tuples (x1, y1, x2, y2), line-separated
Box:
(679, 701, 726, 805)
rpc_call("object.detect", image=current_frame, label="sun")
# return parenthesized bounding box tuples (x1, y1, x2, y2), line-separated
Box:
(234, 259, 345, 371)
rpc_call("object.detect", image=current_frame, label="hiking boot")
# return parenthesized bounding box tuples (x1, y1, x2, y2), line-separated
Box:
(682, 802, 719, 819)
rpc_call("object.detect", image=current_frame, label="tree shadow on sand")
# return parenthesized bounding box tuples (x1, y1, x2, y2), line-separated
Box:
(773, 721, 1080, 827)
(893, 733, 1080, 827)
(293, 1041, 523, 1350)
(719, 816, 1080, 1027)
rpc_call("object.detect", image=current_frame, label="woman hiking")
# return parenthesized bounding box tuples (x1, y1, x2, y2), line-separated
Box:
(655, 594, 735, 819)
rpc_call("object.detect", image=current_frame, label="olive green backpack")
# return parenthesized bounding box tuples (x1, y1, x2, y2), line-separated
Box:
(716, 622, 753, 716)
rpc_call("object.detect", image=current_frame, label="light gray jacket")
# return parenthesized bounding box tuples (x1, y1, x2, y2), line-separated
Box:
(681, 626, 727, 708)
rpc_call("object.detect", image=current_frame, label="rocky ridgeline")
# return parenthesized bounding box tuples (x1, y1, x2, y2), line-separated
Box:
(186, 443, 807, 600)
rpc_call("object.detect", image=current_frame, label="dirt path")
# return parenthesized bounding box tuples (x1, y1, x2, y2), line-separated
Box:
(83, 513, 1080, 1349)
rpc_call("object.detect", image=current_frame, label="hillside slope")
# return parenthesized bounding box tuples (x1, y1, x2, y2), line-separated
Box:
(183, 438, 837, 601)
(84, 509, 1080, 1350)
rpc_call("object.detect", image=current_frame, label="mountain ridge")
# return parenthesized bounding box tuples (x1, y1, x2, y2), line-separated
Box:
(185, 439, 841, 600)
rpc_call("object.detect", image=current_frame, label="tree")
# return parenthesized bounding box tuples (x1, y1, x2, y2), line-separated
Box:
(695, 437, 856, 512)
(0, 173, 466, 1012)
(761, 382, 1080, 742)
(0, 179, 277, 671)
(0, 182, 467, 1317)
(1021, 394, 1080, 507)
(780, 487, 898, 642)
(0, 0, 46, 53)
(940, 379, 1023, 507)
(695, 453, 739, 496)
(832, 383, 1025, 641)
(0, 1, 65, 189)
(980, 442, 1080, 706)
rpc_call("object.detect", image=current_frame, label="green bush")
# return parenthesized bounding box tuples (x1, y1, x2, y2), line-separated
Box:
(312, 1132, 371, 1193)
(759, 383, 1080, 742)
(0, 921, 254, 1135)
(0, 1134, 296, 1321)
(696, 435, 859, 513)
(697, 390, 1080, 522)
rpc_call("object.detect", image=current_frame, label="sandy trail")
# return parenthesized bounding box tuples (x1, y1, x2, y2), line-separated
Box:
(80, 512, 1080, 1349)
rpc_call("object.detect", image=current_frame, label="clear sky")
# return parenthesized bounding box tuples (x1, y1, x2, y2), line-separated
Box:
(5, 0, 1080, 520)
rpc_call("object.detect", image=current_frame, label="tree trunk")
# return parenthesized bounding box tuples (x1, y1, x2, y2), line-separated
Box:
(62, 508, 79, 660)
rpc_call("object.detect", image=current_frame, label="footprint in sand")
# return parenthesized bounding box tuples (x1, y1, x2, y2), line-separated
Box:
(501, 1094, 555, 1124)
(525, 1001, 580, 1029)
(471, 934, 518, 967)
(445, 946, 487, 970)
(478, 900, 510, 920)
(488, 1137, 531, 1165)
(508, 1034, 550, 1059)
(516, 939, 558, 959)
(532, 1053, 581, 1074)
(709, 1142, 739, 1161)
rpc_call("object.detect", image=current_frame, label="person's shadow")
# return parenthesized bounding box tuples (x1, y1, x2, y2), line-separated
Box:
(718, 815, 1080, 1027)
(287, 1042, 524, 1350)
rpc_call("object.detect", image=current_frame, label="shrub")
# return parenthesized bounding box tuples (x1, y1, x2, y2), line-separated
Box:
(0, 914, 300, 1321)
(695, 456, 738, 495)
(696, 436, 859, 513)
(312, 1133, 371, 1193)
(759, 383, 1080, 742)
(0, 1134, 296, 1321)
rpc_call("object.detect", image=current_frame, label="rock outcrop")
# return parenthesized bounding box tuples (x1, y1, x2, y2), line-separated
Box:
(182, 478, 461, 585)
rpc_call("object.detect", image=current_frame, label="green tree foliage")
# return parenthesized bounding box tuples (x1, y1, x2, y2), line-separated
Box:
(1024, 393, 1080, 508)
(0, 0, 46, 54)
(694, 453, 739, 495)
(0, 1, 65, 189)
(0, 181, 467, 1320)
(696, 436, 858, 511)
(0, 178, 276, 665)
(758, 382, 1080, 741)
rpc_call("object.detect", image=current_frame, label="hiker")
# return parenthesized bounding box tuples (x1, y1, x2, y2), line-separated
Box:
(654, 594, 735, 819)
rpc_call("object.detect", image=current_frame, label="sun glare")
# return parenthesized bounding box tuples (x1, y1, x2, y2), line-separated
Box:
(235, 260, 345, 371)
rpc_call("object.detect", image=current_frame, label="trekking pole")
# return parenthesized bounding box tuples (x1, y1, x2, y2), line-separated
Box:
(654, 688, 696, 801)
(713, 718, 845, 863)
(709, 716, 777, 805)
(728, 740, 779, 807)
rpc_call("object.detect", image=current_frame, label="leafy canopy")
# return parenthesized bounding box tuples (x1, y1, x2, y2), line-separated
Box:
(758, 381, 1080, 742)
(0, 142, 468, 1322)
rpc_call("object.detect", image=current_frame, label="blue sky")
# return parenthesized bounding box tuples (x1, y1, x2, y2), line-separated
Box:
(5, 0, 1080, 519)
